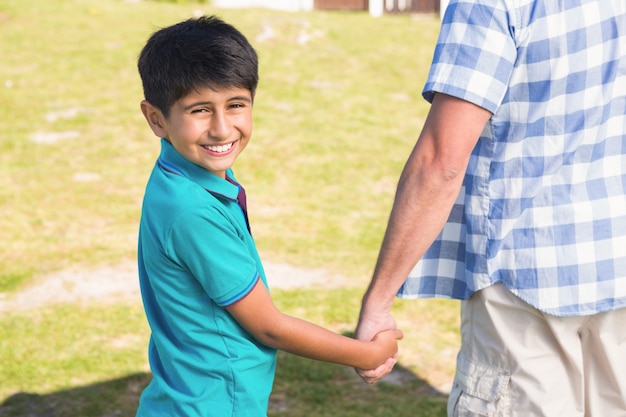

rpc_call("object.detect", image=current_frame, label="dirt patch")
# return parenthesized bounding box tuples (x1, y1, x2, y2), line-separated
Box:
(0, 260, 348, 313)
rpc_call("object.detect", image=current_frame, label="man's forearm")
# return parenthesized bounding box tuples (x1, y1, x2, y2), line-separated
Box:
(362, 93, 491, 312)
(362, 150, 465, 310)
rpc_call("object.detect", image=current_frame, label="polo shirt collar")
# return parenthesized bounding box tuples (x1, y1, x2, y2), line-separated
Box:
(157, 138, 240, 201)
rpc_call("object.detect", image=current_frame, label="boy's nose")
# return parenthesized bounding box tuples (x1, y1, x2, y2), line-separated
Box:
(208, 112, 230, 140)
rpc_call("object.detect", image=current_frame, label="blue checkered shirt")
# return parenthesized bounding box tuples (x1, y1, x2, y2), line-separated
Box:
(397, 0, 626, 316)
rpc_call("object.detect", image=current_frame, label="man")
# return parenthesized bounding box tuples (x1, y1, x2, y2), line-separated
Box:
(356, 1, 626, 416)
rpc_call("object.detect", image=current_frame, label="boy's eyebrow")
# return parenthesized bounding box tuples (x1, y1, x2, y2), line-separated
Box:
(182, 96, 252, 111)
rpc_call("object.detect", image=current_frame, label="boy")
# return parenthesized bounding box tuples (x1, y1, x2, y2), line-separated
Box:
(135, 16, 402, 417)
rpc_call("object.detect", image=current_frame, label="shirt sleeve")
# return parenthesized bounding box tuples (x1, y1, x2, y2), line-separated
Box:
(167, 206, 259, 307)
(423, 0, 518, 113)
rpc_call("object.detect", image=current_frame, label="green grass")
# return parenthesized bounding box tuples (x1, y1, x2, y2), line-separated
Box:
(0, 290, 455, 417)
(0, 1, 459, 416)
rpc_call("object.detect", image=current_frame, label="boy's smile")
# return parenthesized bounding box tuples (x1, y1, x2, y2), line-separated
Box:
(203, 142, 235, 154)
(141, 86, 253, 178)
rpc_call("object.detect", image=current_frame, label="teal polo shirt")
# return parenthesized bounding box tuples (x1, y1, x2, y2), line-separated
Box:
(136, 139, 277, 417)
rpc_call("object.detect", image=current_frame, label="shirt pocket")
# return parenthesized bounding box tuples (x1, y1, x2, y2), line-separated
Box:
(447, 353, 510, 417)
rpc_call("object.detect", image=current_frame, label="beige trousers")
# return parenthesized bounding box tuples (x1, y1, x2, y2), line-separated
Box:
(447, 283, 626, 417)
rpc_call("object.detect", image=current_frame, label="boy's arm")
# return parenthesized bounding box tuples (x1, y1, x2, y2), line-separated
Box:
(227, 279, 403, 370)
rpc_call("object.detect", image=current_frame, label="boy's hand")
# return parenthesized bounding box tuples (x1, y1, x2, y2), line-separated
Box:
(357, 328, 403, 384)
(372, 328, 404, 357)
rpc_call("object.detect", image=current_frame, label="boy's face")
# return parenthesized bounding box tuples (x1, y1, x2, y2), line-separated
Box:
(141, 86, 253, 178)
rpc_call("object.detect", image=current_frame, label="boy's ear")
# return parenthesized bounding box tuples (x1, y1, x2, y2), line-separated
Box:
(140, 100, 168, 138)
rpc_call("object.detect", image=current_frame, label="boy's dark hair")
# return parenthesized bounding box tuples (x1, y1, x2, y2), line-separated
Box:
(138, 15, 258, 117)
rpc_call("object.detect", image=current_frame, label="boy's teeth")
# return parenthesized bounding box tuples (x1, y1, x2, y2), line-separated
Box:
(205, 143, 233, 153)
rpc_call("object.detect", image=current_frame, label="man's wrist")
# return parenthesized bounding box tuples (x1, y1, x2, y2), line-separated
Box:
(361, 290, 395, 315)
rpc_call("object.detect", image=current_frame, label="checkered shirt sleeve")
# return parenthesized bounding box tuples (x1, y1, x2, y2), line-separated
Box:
(398, 0, 626, 316)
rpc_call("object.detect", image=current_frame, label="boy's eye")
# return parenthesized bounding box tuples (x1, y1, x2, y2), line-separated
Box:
(191, 108, 209, 114)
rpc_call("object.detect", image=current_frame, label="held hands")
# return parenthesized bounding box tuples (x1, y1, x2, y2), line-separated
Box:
(358, 328, 403, 384)
(355, 310, 400, 384)
(374, 328, 403, 371)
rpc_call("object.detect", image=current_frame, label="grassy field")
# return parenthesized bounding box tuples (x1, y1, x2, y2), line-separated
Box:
(0, 1, 459, 415)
